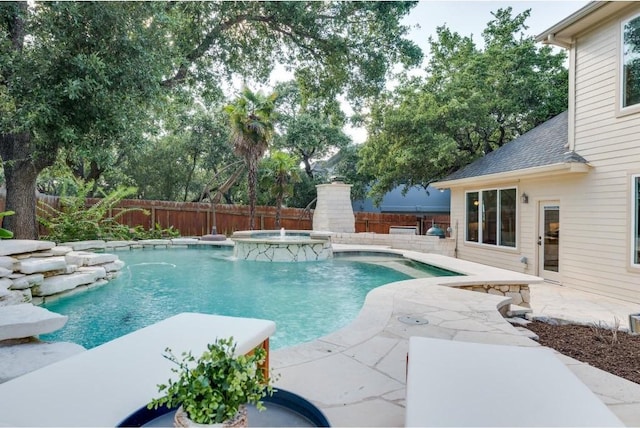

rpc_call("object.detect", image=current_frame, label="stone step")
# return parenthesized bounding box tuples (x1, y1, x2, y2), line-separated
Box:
(507, 304, 533, 318)
(0, 304, 68, 341)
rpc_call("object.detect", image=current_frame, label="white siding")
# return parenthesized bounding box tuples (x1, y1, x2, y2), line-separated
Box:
(447, 6, 640, 303)
(568, 9, 640, 302)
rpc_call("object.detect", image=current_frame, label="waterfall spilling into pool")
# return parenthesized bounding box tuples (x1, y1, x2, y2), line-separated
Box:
(231, 229, 333, 262)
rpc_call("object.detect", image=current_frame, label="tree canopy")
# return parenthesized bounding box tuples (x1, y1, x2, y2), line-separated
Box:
(0, 1, 421, 238)
(358, 8, 568, 204)
(273, 81, 351, 178)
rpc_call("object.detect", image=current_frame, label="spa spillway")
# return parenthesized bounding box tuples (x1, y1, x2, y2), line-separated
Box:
(231, 229, 333, 262)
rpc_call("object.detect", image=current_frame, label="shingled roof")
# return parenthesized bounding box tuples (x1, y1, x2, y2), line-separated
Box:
(440, 111, 588, 182)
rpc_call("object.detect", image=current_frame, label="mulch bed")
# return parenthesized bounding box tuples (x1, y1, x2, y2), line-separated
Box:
(526, 320, 640, 385)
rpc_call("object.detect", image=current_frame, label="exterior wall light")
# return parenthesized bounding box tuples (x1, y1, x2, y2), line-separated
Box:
(521, 193, 529, 204)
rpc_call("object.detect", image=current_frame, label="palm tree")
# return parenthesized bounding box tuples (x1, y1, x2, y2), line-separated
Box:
(224, 87, 278, 230)
(260, 151, 301, 228)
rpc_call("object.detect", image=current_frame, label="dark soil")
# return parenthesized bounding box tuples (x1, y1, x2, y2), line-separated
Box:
(526, 320, 640, 385)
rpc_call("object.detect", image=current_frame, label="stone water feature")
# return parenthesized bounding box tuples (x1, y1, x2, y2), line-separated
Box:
(231, 229, 332, 262)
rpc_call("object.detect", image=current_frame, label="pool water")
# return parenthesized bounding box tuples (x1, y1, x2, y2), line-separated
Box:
(40, 248, 415, 350)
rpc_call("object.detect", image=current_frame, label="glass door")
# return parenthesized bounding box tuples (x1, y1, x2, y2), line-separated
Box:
(538, 202, 560, 282)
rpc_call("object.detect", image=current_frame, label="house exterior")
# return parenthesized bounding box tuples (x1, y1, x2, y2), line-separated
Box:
(433, 1, 640, 304)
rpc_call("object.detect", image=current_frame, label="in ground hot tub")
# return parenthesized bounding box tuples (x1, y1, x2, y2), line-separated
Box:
(231, 229, 332, 262)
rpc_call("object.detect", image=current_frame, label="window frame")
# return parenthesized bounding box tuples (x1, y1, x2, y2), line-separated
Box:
(618, 12, 640, 116)
(464, 187, 518, 249)
(632, 174, 640, 268)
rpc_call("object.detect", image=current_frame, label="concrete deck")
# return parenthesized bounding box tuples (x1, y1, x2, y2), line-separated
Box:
(271, 248, 640, 427)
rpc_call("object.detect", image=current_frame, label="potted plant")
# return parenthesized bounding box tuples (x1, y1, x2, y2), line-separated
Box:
(148, 336, 273, 427)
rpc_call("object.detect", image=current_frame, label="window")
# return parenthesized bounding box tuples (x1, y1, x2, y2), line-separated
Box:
(465, 188, 517, 248)
(466, 192, 479, 242)
(634, 176, 640, 266)
(622, 14, 640, 108)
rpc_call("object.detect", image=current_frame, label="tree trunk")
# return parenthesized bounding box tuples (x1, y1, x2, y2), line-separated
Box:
(275, 192, 283, 229)
(0, 132, 43, 239)
(247, 156, 258, 230)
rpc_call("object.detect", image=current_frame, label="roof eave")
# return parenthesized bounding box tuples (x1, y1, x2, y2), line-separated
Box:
(535, 1, 630, 48)
(433, 162, 591, 190)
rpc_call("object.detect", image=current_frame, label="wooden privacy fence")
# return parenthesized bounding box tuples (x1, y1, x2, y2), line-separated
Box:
(9, 195, 450, 237)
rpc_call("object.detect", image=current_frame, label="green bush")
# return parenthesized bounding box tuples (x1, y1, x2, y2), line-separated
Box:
(0, 211, 14, 239)
(126, 223, 181, 240)
(37, 179, 148, 242)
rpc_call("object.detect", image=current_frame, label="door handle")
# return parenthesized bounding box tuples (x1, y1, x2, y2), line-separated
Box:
(537, 236, 542, 246)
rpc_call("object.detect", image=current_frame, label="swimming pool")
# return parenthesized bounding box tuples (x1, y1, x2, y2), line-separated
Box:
(40, 248, 456, 350)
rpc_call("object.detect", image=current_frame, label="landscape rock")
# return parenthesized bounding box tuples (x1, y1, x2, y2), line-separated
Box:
(59, 240, 106, 251)
(65, 251, 118, 267)
(0, 267, 11, 278)
(103, 260, 125, 272)
(0, 304, 67, 341)
(50, 246, 73, 256)
(0, 339, 85, 383)
(32, 271, 100, 296)
(17, 257, 67, 275)
(0, 256, 17, 270)
(0, 290, 31, 307)
(0, 240, 55, 257)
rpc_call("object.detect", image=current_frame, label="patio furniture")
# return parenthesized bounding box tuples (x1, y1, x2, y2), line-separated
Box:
(405, 337, 623, 427)
(0, 313, 275, 427)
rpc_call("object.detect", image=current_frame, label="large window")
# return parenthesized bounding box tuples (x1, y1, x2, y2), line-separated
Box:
(622, 14, 640, 108)
(634, 176, 640, 266)
(466, 188, 517, 248)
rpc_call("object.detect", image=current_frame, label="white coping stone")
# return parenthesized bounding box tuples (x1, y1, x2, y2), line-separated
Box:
(0, 304, 68, 341)
(65, 251, 118, 267)
(0, 313, 276, 427)
(0, 256, 17, 270)
(50, 246, 73, 256)
(17, 256, 67, 275)
(0, 341, 86, 383)
(0, 267, 11, 278)
(405, 337, 623, 427)
(138, 239, 171, 246)
(60, 240, 106, 251)
(171, 238, 199, 245)
(9, 274, 44, 290)
(0, 240, 54, 257)
(105, 241, 136, 248)
(32, 271, 100, 296)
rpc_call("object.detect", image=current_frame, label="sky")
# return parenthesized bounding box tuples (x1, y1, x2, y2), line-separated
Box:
(342, 0, 590, 142)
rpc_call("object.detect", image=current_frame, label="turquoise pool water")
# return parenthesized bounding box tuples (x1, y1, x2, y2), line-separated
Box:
(41, 248, 419, 350)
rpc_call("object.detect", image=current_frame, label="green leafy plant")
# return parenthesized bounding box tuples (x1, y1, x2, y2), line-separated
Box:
(0, 211, 15, 239)
(37, 178, 148, 242)
(127, 223, 180, 240)
(148, 337, 273, 424)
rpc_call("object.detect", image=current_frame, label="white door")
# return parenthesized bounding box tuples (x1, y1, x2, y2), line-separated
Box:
(538, 202, 560, 282)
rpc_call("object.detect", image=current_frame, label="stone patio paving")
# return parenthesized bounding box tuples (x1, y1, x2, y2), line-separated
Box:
(271, 250, 640, 427)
